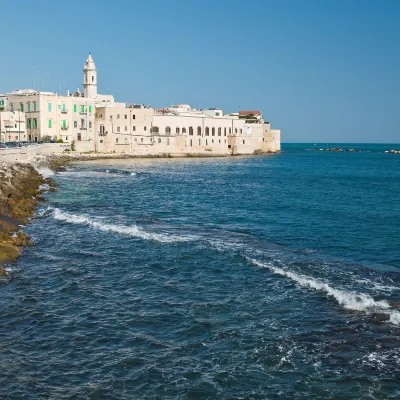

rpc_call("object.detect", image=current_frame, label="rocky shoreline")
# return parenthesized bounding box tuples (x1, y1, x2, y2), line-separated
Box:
(0, 163, 51, 276)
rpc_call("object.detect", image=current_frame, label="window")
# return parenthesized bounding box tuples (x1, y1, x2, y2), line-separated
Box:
(212, 127, 215, 136)
(144, 127, 147, 131)
(132, 115, 135, 119)
(167, 138, 170, 145)
(189, 127, 193, 135)
(133, 126, 136, 131)
(205, 127, 209, 136)
(89, 105, 92, 113)
(48, 120, 52, 128)
(117, 127, 120, 132)
(110, 115, 113, 121)
(176, 127, 180, 134)
(229, 128, 231, 134)
(151, 126, 159, 134)
(10, 103, 14, 112)
(212, 139, 214, 143)
(116, 138, 119, 143)
(62, 120, 67, 129)
(190, 139, 192, 146)
(33, 101, 36, 112)
(73, 104, 77, 112)
(74, 121, 77, 128)
(240, 129, 242, 134)
(27, 119, 31, 128)
(218, 127, 221, 136)
(228, 145, 231, 149)
(81, 119, 84, 127)
(124, 126, 127, 131)
(92, 76, 94, 82)
(243, 140, 245, 144)
(33, 119, 38, 128)
(100, 140, 103, 143)
(141, 138, 143, 143)
(224, 128, 226, 136)
(206, 139, 208, 145)
(89, 122, 92, 129)
(166, 126, 171, 134)
(197, 127, 201, 135)
(235, 128, 238, 134)
(199, 139, 201, 145)
(158, 138, 161, 143)
(124, 114, 127, 119)
(117, 114, 120, 119)
(219, 139, 221, 143)
(61, 103, 66, 112)
(65, 136, 68, 141)
(20, 103, 24, 112)
(182, 128, 186, 133)
(27, 102, 31, 112)
(125, 137, 128, 142)
(81, 105, 85, 113)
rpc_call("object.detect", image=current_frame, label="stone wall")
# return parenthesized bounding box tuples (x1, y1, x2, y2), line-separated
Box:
(0, 143, 70, 163)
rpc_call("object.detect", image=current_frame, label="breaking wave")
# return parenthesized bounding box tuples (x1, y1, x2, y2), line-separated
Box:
(50, 207, 196, 243)
(249, 258, 400, 325)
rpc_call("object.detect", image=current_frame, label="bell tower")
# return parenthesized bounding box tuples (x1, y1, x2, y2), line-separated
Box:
(83, 52, 97, 98)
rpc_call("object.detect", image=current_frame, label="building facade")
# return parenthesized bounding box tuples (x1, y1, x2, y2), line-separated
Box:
(0, 54, 280, 154)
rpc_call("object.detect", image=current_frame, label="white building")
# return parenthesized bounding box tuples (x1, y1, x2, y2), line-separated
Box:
(0, 53, 280, 154)
(0, 111, 26, 143)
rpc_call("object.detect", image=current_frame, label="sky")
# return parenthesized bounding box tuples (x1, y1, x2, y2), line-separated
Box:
(1, 0, 399, 143)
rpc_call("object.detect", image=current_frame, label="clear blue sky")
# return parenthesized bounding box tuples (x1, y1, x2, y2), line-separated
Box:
(2, 0, 399, 143)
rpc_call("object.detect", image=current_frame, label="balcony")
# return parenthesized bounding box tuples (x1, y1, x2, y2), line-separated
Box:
(61, 110, 68, 114)
(61, 126, 69, 131)
(79, 111, 87, 115)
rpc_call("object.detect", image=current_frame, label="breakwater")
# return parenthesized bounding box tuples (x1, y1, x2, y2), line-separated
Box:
(0, 163, 47, 275)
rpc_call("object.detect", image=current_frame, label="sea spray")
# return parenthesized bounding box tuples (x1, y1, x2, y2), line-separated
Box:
(249, 258, 400, 325)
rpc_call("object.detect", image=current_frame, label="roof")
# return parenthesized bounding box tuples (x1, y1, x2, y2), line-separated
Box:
(239, 110, 262, 116)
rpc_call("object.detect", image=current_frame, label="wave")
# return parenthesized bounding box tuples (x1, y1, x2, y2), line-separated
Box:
(249, 258, 400, 325)
(36, 167, 54, 178)
(50, 208, 196, 243)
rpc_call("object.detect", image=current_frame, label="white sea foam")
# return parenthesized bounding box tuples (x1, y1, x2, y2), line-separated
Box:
(51, 207, 196, 243)
(36, 167, 54, 178)
(249, 258, 400, 325)
(130, 172, 137, 176)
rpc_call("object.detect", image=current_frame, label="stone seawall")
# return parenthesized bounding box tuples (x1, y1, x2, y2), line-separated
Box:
(0, 143, 70, 163)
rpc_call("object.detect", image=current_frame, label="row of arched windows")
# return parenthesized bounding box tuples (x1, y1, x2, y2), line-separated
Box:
(150, 126, 242, 136)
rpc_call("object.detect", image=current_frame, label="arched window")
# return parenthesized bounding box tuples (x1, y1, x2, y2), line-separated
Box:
(182, 127, 187, 134)
(218, 127, 221, 136)
(224, 128, 226, 136)
(166, 126, 171, 134)
(189, 127, 193, 135)
(151, 126, 159, 133)
(92, 76, 94, 82)
(205, 127, 209, 136)
(176, 127, 180, 134)
(212, 127, 215, 136)
(197, 126, 201, 135)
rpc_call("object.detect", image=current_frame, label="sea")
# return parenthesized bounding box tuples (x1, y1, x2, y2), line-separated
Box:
(1, 143, 400, 399)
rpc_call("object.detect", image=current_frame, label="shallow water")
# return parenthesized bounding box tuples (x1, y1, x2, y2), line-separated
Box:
(1, 144, 400, 399)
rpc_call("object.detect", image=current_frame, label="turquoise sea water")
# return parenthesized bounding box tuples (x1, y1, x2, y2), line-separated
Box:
(1, 143, 400, 399)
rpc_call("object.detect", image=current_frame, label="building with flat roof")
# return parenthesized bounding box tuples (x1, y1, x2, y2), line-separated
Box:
(0, 54, 280, 154)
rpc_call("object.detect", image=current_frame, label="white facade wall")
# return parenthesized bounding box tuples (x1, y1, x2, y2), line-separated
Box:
(0, 111, 26, 142)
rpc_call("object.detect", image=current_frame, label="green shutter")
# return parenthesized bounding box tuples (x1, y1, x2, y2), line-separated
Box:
(74, 104, 77, 112)
(62, 120, 66, 128)
(81, 105, 85, 112)
(48, 102, 52, 112)
(48, 120, 52, 128)
(20, 103, 24, 112)
(33, 119, 37, 129)
(62, 104, 66, 112)
(89, 105, 92, 113)
(11, 104, 14, 112)
(33, 101, 37, 112)
(28, 103, 31, 112)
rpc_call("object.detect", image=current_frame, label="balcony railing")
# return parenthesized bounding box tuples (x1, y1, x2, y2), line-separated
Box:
(61, 126, 69, 130)
(61, 110, 68, 114)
